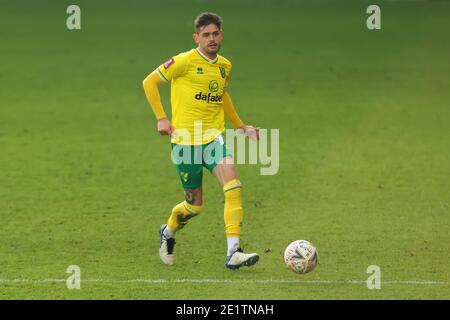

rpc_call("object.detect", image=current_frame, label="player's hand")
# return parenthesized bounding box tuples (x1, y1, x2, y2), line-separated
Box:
(243, 125, 260, 141)
(157, 118, 174, 137)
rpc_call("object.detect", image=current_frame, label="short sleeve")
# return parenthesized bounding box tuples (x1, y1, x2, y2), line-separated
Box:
(156, 52, 189, 82)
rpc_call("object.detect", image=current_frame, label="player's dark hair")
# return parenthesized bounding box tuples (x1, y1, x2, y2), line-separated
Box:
(194, 12, 223, 34)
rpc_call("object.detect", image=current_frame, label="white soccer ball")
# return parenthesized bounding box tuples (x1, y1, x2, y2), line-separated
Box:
(284, 240, 319, 274)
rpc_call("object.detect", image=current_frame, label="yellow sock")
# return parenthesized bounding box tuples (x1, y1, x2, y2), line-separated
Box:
(223, 179, 243, 237)
(167, 201, 202, 231)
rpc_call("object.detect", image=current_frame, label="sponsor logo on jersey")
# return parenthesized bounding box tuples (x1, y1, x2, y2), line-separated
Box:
(209, 80, 219, 92)
(197, 67, 204, 74)
(163, 58, 175, 69)
(195, 92, 223, 103)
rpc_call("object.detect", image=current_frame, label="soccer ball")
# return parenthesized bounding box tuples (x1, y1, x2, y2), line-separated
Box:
(284, 240, 318, 274)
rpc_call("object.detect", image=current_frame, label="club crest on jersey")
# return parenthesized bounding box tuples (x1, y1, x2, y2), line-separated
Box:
(163, 58, 175, 69)
(219, 67, 226, 78)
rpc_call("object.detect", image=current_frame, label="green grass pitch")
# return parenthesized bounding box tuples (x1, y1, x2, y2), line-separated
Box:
(0, 0, 449, 299)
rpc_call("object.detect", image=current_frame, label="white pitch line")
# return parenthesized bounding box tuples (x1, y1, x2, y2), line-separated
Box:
(0, 278, 448, 285)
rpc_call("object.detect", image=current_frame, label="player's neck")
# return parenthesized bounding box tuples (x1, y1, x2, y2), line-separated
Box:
(196, 47, 218, 62)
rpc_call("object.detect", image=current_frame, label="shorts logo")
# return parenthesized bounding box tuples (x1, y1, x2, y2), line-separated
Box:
(163, 58, 175, 69)
(180, 172, 189, 182)
(219, 67, 226, 78)
(209, 80, 219, 92)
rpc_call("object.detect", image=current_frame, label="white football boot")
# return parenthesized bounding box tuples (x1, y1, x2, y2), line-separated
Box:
(225, 248, 259, 270)
(159, 224, 176, 266)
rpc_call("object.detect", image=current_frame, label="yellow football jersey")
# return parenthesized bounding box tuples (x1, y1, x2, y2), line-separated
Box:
(156, 48, 232, 145)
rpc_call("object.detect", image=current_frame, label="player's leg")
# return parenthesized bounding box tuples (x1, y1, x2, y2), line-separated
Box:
(160, 187, 202, 266)
(212, 156, 241, 251)
(206, 139, 259, 269)
(159, 144, 203, 266)
(165, 187, 203, 236)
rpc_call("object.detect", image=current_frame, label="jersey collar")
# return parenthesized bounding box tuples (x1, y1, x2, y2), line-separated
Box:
(196, 48, 218, 64)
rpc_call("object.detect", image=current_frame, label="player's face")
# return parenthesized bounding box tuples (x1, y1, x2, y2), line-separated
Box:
(194, 24, 223, 56)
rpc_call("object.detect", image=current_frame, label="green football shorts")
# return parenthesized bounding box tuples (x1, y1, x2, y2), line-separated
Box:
(171, 135, 231, 189)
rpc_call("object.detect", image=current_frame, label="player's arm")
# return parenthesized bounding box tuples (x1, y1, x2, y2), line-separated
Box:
(223, 91, 259, 141)
(223, 91, 244, 129)
(143, 54, 188, 136)
(142, 71, 173, 136)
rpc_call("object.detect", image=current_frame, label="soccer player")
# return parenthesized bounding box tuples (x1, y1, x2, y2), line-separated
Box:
(142, 12, 259, 269)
